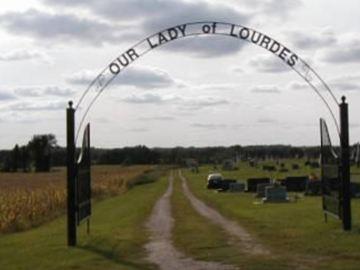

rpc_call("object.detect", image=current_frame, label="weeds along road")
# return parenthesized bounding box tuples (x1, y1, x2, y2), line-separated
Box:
(178, 170, 270, 256)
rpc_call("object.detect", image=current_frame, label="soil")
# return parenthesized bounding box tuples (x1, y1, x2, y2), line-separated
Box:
(145, 173, 237, 270)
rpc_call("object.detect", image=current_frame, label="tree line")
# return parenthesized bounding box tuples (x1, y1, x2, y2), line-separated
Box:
(2, 134, 358, 172)
(1, 134, 57, 172)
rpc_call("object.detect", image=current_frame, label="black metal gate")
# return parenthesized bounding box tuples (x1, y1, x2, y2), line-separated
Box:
(320, 118, 341, 219)
(76, 123, 91, 226)
(66, 102, 92, 246)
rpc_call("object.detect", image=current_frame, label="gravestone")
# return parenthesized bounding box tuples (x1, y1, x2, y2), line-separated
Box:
(262, 165, 276, 171)
(229, 182, 245, 192)
(282, 176, 308, 192)
(219, 179, 237, 191)
(256, 183, 272, 198)
(292, 164, 300, 170)
(263, 185, 289, 203)
(350, 182, 360, 198)
(305, 180, 321, 195)
(247, 178, 271, 192)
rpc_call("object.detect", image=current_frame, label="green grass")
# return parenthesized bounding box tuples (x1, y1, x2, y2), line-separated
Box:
(0, 173, 168, 270)
(182, 161, 360, 270)
(171, 171, 293, 270)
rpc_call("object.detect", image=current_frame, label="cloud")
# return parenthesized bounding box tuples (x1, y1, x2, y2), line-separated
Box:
(121, 93, 229, 110)
(319, 37, 360, 64)
(138, 116, 175, 121)
(122, 93, 172, 104)
(14, 86, 75, 97)
(41, 0, 249, 56)
(260, 0, 303, 18)
(128, 128, 148, 133)
(251, 85, 281, 94)
(67, 66, 179, 89)
(43, 0, 248, 28)
(329, 75, 360, 92)
(257, 118, 278, 124)
(163, 35, 245, 58)
(287, 81, 309, 91)
(180, 96, 230, 111)
(240, 0, 302, 18)
(190, 123, 227, 129)
(0, 90, 16, 100)
(286, 28, 337, 50)
(9, 100, 67, 111)
(0, 9, 120, 45)
(0, 49, 51, 62)
(248, 54, 290, 73)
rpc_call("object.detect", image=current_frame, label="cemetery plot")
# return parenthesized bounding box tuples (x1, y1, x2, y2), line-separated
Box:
(247, 178, 271, 192)
(262, 185, 289, 203)
(282, 176, 308, 191)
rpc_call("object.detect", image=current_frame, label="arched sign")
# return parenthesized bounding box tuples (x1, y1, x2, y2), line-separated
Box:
(75, 21, 339, 140)
(66, 23, 352, 246)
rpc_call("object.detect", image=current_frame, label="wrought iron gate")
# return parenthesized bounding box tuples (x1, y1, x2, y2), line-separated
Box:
(76, 123, 91, 226)
(320, 118, 341, 219)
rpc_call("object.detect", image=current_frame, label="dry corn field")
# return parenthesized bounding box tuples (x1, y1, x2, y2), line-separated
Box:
(0, 165, 153, 233)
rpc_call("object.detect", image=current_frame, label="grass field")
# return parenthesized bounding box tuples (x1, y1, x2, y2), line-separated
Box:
(181, 160, 360, 270)
(0, 168, 168, 270)
(0, 165, 154, 233)
(1, 160, 360, 270)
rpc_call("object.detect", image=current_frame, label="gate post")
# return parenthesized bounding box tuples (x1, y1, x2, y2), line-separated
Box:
(67, 101, 77, 246)
(340, 96, 351, 231)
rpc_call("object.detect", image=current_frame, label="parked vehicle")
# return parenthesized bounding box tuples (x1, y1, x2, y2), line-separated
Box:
(206, 173, 223, 189)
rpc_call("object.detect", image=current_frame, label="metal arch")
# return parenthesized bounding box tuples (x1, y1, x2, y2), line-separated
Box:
(74, 21, 340, 143)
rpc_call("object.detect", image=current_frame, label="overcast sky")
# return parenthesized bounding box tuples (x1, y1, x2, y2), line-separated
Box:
(1, 0, 360, 149)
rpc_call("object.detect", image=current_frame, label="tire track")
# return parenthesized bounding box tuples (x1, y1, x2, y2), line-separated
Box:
(145, 173, 237, 270)
(179, 170, 270, 256)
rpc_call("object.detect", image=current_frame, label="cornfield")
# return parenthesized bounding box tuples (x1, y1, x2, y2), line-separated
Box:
(0, 165, 154, 233)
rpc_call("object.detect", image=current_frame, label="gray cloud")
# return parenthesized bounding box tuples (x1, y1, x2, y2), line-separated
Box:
(0, 91, 16, 100)
(9, 100, 67, 111)
(248, 54, 289, 73)
(260, 0, 303, 18)
(122, 93, 229, 111)
(180, 97, 230, 111)
(320, 40, 360, 64)
(287, 81, 309, 91)
(251, 85, 281, 94)
(67, 66, 178, 89)
(163, 35, 245, 58)
(257, 118, 278, 124)
(190, 123, 227, 129)
(329, 75, 360, 91)
(241, 0, 302, 18)
(0, 9, 120, 45)
(43, 0, 248, 28)
(41, 0, 249, 56)
(0, 49, 50, 62)
(122, 93, 171, 104)
(138, 116, 175, 121)
(14, 86, 75, 97)
(286, 28, 337, 50)
(128, 127, 149, 133)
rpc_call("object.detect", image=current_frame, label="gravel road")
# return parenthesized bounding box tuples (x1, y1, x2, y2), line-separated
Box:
(145, 173, 237, 270)
(179, 170, 270, 256)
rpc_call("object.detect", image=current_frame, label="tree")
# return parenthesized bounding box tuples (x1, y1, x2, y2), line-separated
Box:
(20, 146, 30, 172)
(11, 144, 20, 172)
(28, 134, 57, 172)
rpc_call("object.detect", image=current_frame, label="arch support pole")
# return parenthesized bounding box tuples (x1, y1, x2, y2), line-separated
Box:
(340, 96, 351, 231)
(67, 101, 77, 246)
